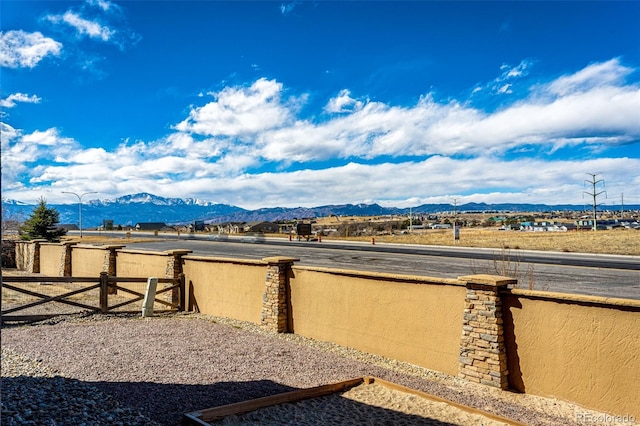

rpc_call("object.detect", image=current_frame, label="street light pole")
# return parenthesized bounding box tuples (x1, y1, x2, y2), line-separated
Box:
(62, 191, 98, 238)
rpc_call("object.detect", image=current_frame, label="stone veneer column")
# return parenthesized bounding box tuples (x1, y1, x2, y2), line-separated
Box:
(101, 245, 125, 294)
(458, 274, 515, 389)
(261, 256, 298, 333)
(28, 239, 47, 273)
(165, 250, 192, 306)
(58, 242, 77, 276)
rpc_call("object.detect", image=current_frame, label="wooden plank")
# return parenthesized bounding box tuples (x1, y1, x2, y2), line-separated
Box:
(111, 285, 145, 297)
(182, 413, 211, 426)
(1, 283, 101, 314)
(3, 276, 177, 284)
(107, 297, 144, 311)
(2, 275, 183, 315)
(2, 276, 100, 283)
(185, 377, 365, 424)
(107, 277, 178, 284)
(183, 376, 527, 426)
(155, 284, 179, 293)
(366, 377, 528, 426)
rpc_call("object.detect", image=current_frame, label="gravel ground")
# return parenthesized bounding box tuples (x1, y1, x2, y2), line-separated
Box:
(0, 312, 624, 425)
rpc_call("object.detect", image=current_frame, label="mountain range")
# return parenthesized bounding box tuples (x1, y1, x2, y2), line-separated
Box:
(2, 193, 637, 228)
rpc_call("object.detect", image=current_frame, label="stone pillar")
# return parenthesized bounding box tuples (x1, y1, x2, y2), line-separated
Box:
(59, 242, 76, 276)
(165, 250, 192, 306)
(102, 245, 125, 294)
(458, 274, 515, 389)
(14, 241, 29, 271)
(28, 239, 47, 273)
(261, 257, 298, 333)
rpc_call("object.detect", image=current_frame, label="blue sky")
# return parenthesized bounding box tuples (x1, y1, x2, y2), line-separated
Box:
(1, 1, 639, 209)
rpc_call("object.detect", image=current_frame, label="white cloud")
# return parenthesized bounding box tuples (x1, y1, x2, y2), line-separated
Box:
(175, 78, 296, 137)
(1, 128, 80, 185)
(21, 128, 75, 147)
(47, 11, 115, 42)
(501, 60, 531, 79)
(484, 60, 533, 95)
(0, 93, 42, 108)
(0, 30, 62, 68)
(87, 0, 119, 13)
(496, 84, 512, 94)
(42, 1, 138, 51)
(2, 59, 639, 208)
(0, 123, 20, 145)
(169, 61, 639, 168)
(543, 58, 633, 96)
(280, 2, 300, 16)
(324, 89, 364, 113)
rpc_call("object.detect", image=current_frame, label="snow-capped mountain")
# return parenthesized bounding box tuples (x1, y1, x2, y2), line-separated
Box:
(88, 193, 220, 208)
(3, 193, 639, 228)
(3, 193, 245, 227)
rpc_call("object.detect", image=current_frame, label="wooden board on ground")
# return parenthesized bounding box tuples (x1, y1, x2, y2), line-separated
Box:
(182, 376, 527, 426)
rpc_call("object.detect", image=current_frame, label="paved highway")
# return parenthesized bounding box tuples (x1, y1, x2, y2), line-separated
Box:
(83, 231, 640, 300)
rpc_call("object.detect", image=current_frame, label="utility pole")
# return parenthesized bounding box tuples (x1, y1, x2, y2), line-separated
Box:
(62, 191, 98, 238)
(620, 193, 624, 220)
(452, 198, 459, 242)
(583, 173, 606, 231)
(409, 207, 413, 234)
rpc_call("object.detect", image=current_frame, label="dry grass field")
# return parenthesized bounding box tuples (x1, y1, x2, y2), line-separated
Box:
(345, 228, 640, 256)
(313, 214, 640, 256)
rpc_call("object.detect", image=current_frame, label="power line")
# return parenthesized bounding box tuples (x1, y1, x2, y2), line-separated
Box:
(583, 173, 607, 231)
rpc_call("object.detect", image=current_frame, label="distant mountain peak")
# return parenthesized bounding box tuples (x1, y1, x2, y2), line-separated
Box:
(3, 193, 639, 229)
(115, 193, 168, 204)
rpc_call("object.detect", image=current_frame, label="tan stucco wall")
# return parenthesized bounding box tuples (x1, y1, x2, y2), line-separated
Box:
(503, 291, 640, 418)
(289, 267, 466, 376)
(71, 246, 106, 276)
(39, 244, 63, 276)
(183, 256, 266, 324)
(116, 250, 169, 278)
(20, 244, 640, 417)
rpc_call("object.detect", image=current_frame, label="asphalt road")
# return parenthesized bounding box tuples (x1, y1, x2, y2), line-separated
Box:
(92, 232, 640, 300)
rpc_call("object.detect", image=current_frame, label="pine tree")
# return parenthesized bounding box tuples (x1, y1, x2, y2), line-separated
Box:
(20, 197, 67, 241)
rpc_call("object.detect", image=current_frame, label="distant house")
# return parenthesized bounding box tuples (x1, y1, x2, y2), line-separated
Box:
(214, 222, 243, 234)
(430, 224, 451, 230)
(520, 221, 568, 232)
(279, 223, 295, 234)
(57, 224, 79, 231)
(134, 222, 167, 231)
(575, 219, 623, 230)
(243, 221, 278, 233)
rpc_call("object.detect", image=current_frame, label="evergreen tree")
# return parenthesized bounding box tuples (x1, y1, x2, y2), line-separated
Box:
(20, 197, 67, 241)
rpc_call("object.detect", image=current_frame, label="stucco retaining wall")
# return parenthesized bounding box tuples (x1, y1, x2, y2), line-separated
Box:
(10, 240, 640, 418)
(182, 256, 266, 324)
(39, 244, 64, 276)
(288, 266, 466, 376)
(503, 290, 640, 418)
(70, 245, 108, 276)
(116, 250, 171, 278)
